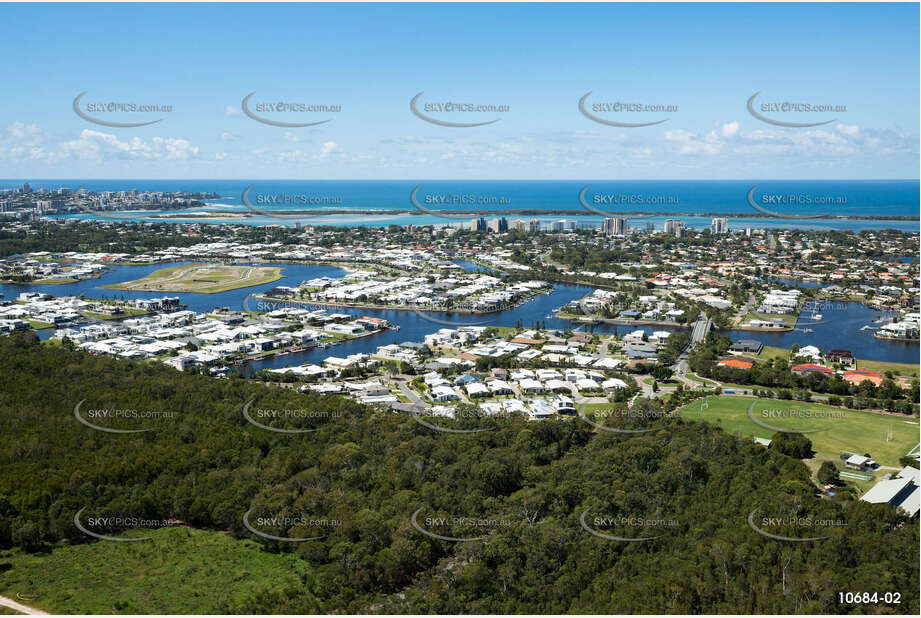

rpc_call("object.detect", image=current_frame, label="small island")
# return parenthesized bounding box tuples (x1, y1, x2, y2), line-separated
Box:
(101, 264, 282, 294)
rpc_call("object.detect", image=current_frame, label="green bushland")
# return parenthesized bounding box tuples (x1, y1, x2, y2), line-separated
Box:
(0, 332, 917, 614)
(0, 527, 317, 613)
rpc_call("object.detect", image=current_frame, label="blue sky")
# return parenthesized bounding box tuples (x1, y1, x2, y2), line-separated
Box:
(0, 2, 917, 179)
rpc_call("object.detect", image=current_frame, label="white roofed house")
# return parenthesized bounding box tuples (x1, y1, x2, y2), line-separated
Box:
(602, 378, 629, 392)
(525, 399, 555, 420)
(431, 385, 460, 402)
(465, 382, 490, 398)
(545, 379, 572, 393)
(487, 379, 514, 395)
(623, 329, 647, 343)
(795, 345, 822, 361)
(648, 331, 673, 345)
(593, 357, 625, 370)
(552, 395, 577, 416)
(518, 378, 544, 394)
(510, 368, 535, 381)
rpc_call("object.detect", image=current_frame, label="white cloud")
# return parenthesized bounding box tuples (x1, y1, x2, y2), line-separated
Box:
(224, 105, 241, 116)
(0, 122, 46, 147)
(836, 123, 859, 137)
(720, 121, 740, 138)
(316, 140, 340, 160)
(56, 129, 199, 161)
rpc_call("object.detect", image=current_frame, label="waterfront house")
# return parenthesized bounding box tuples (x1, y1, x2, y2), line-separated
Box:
(729, 339, 763, 354)
(796, 345, 822, 361)
(825, 349, 855, 366)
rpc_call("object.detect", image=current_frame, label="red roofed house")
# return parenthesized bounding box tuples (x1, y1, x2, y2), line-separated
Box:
(843, 369, 884, 386)
(791, 363, 833, 375)
(718, 358, 754, 370)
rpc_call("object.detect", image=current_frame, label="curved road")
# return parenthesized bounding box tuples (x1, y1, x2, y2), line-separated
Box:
(0, 594, 45, 615)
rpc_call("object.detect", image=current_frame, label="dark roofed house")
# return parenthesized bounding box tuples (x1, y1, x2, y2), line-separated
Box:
(826, 349, 854, 366)
(730, 339, 763, 354)
(624, 342, 658, 360)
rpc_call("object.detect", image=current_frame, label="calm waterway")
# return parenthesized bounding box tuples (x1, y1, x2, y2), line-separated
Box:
(3, 262, 916, 366)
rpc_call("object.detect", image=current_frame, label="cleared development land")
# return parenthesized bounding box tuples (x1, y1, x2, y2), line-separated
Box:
(102, 264, 282, 294)
(677, 395, 918, 468)
(0, 527, 316, 614)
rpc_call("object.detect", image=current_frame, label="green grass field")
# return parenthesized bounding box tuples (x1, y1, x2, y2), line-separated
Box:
(854, 357, 920, 378)
(23, 319, 53, 330)
(755, 345, 791, 361)
(0, 527, 317, 614)
(102, 264, 283, 294)
(31, 277, 78, 285)
(677, 396, 919, 468)
(737, 311, 796, 328)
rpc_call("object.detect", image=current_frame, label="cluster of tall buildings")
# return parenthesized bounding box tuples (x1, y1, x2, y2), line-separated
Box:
(664, 219, 686, 237)
(710, 218, 729, 234)
(469, 217, 511, 232)
(461, 216, 733, 237)
(602, 217, 627, 236)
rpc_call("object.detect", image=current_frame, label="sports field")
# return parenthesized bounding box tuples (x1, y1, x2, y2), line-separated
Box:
(676, 395, 919, 467)
(102, 264, 283, 294)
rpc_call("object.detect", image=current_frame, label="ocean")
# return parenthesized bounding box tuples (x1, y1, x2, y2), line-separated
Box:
(2, 179, 919, 231)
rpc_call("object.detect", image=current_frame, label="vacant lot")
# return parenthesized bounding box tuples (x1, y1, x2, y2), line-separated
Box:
(676, 395, 918, 467)
(0, 527, 316, 614)
(103, 264, 282, 294)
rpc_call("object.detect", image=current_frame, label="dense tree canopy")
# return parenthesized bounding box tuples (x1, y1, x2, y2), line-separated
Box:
(0, 333, 917, 613)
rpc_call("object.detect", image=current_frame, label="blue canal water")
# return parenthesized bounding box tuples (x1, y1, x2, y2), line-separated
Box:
(3, 263, 916, 367)
(726, 302, 918, 365)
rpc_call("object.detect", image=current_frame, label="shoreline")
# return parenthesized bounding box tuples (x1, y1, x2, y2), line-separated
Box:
(52, 209, 921, 222)
(554, 312, 690, 329)
(253, 291, 543, 316)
